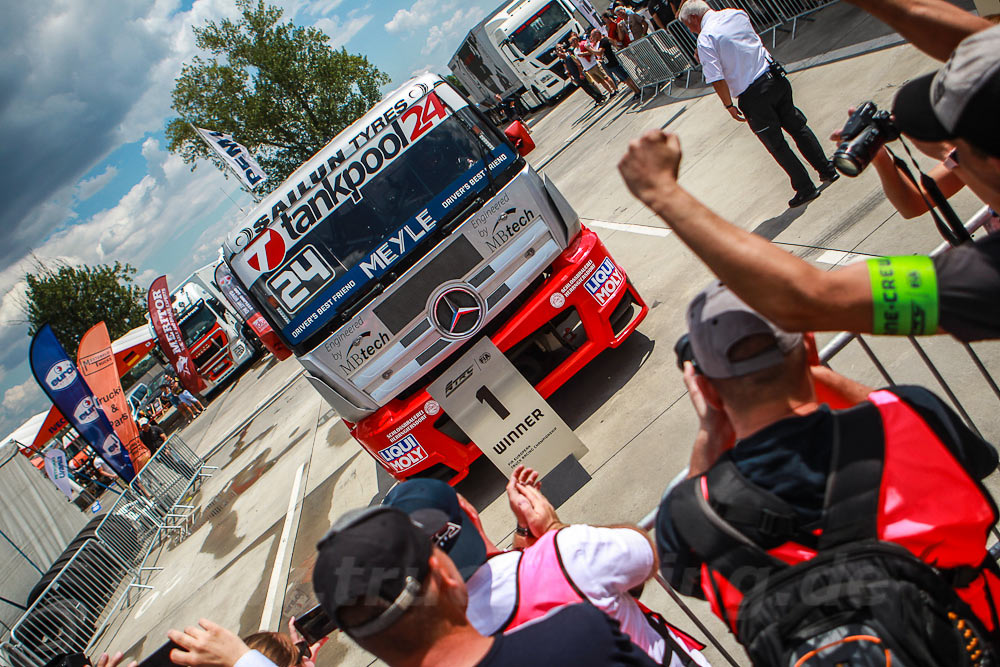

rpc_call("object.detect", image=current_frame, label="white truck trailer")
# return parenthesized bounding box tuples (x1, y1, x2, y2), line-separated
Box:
(449, 0, 590, 111)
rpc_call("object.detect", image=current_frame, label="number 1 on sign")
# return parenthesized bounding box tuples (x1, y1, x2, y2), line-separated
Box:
(476, 385, 510, 420)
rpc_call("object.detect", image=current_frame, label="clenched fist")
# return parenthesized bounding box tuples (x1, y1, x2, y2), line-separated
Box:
(618, 131, 684, 208)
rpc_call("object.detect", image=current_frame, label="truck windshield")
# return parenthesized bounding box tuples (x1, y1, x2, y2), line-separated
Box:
(179, 303, 217, 348)
(510, 2, 570, 55)
(248, 98, 519, 353)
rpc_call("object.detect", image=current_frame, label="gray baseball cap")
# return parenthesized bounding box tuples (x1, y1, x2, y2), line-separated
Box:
(686, 281, 803, 379)
(892, 25, 1000, 158)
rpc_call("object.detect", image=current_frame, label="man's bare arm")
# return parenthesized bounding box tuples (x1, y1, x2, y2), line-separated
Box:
(711, 81, 746, 122)
(843, 0, 991, 61)
(618, 130, 874, 333)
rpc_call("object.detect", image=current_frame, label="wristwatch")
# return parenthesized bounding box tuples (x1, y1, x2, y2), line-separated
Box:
(515, 525, 530, 537)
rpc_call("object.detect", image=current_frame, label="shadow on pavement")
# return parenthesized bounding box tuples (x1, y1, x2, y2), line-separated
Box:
(550, 330, 656, 430)
(752, 205, 808, 240)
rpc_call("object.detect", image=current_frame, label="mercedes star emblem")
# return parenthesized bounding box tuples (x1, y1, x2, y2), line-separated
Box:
(431, 285, 484, 339)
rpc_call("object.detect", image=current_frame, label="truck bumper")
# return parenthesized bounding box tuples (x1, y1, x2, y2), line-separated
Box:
(347, 226, 647, 485)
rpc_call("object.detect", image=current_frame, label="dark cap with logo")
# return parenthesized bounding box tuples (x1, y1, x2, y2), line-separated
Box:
(383, 478, 488, 581)
(686, 280, 803, 379)
(313, 506, 446, 639)
(893, 25, 1000, 158)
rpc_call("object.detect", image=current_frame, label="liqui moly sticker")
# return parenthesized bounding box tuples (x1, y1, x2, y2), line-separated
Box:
(585, 257, 626, 306)
(377, 435, 427, 474)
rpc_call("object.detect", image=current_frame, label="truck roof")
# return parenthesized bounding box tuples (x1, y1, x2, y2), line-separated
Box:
(489, 0, 566, 36)
(225, 72, 445, 257)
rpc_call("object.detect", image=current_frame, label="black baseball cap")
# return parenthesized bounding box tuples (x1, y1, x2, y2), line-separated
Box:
(313, 506, 449, 639)
(383, 479, 488, 581)
(686, 281, 803, 379)
(892, 25, 1000, 158)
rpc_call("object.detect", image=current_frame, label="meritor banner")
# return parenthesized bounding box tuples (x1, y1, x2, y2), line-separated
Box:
(213, 262, 291, 360)
(29, 324, 136, 481)
(147, 275, 205, 393)
(78, 322, 150, 471)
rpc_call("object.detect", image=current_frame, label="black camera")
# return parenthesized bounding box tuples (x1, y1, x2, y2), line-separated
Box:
(674, 333, 699, 373)
(833, 101, 901, 177)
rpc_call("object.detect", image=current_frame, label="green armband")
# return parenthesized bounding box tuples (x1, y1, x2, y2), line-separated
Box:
(866, 256, 939, 336)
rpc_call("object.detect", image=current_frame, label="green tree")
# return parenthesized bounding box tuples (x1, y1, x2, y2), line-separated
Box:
(444, 74, 469, 97)
(20, 260, 148, 360)
(165, 0, 390, 188)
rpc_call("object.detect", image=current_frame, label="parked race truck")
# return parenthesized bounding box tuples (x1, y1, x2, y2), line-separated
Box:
(168, 270, 256, 393)
(222, 73, 647, 484)
(450, 0, 587, 111)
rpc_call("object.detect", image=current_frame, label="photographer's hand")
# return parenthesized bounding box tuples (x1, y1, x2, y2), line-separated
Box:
(683, 362, 735, 476)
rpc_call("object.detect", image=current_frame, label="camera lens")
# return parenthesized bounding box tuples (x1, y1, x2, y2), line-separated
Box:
(833, 151, 864, 177)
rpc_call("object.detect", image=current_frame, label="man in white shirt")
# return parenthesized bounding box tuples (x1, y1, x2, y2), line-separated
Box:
(383, 473, 710, 666)
(679, 0, 838, 208)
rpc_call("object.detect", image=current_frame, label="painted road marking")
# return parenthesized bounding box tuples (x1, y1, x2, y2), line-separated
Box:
(815, 250, 869, 266)
(583, 218, 673, 238)
(260, 461, 306, 631)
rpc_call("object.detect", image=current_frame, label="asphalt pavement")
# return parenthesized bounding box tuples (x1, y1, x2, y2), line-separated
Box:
(92, 4, 1000, 666)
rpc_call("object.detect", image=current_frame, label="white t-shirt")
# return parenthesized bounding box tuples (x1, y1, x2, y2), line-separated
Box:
(466, 525, 710, 665)
(697, 8, 771, 98)
(574, 42, 599, 70)
(235, 650, 277, 667)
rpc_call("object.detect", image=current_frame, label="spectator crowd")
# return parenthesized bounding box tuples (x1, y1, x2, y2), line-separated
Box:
(84, 0, 1000, 665)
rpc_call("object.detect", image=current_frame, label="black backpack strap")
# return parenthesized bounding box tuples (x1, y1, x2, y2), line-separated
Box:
(669, 461, 787, 584)
(819, 402, 886, 550)
(706, 459, 814, 548)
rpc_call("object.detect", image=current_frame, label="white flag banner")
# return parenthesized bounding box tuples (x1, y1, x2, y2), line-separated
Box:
(194, 127, 267, 190)
(44, 449, 74, 500)
(568, 0, 603, 30)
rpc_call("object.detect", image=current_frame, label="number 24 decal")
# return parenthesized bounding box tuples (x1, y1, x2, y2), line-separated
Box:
(401, 93, 447, 141)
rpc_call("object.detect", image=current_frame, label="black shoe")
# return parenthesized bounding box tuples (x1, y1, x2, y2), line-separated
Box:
(788, 188, 821, 208)
(820, 171, 840, 184)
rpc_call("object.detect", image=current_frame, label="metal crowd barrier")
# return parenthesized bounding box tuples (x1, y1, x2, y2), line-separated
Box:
(128, 434, 216, 536)
(2, 540, 134, 667)
(635, 206, 998, 666)
(1, 435, 215, 667)
(617, 0, 840, 103)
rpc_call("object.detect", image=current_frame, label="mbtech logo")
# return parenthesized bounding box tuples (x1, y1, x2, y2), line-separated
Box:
(485, 209, 535, 252)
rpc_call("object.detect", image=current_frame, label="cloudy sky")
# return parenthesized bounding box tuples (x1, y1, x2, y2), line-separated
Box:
(0, 0, 500, 440)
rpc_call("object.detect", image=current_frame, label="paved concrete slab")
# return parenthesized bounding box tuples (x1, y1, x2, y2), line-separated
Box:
(90, 5, 1000, 667)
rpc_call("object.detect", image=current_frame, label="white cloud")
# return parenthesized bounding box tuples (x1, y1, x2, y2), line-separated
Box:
(385, 0, 439, 33)
(314, 13, 374, 49)
(75, 165, 119, 201)
(423, 6, 482, 55)
(2, 378, 43, 416)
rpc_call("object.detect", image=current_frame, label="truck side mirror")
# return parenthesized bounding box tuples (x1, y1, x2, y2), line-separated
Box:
(504, 121, 535, 157)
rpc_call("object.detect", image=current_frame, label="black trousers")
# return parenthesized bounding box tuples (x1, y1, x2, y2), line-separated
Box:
(738, 72, 833, 193)
(572, 74, 604, 103)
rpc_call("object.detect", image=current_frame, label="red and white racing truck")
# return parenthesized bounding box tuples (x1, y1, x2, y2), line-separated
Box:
(223, 73, 647, 484)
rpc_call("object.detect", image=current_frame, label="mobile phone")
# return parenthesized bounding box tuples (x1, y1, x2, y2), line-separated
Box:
(138, 641, 181, 667)
(293, 604, 337, 644)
